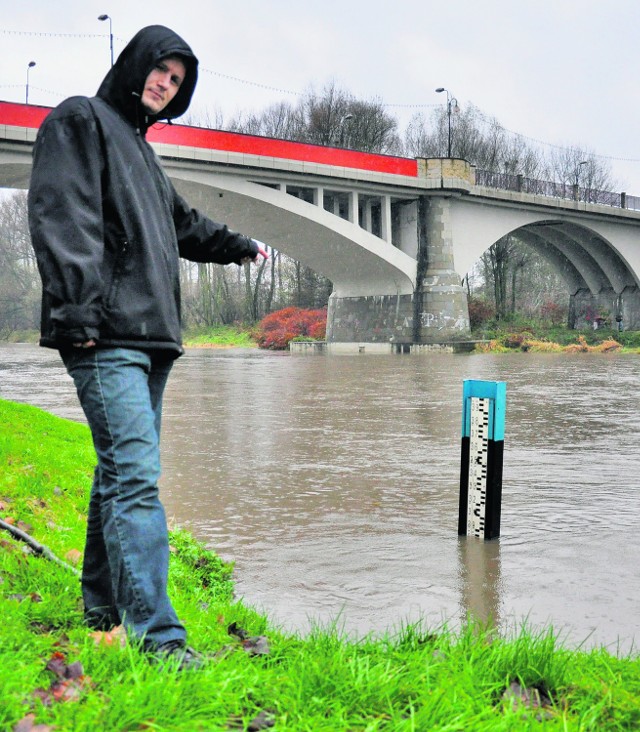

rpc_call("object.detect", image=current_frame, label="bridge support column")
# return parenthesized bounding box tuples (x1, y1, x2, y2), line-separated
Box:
(569, 286, 640, 330)
(326, 292, 415, 348)
(325, 196, 471, 348)
(617, 286, 640, 329)
(363, 200, 373, 233)
(381, 195, 392, 243)
(348, 191, 358, 224)
(413, 196, 470, 342)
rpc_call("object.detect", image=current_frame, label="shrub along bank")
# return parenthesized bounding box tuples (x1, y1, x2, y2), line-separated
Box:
(1, 398, 639, 731)
(471, 323, 640, 353)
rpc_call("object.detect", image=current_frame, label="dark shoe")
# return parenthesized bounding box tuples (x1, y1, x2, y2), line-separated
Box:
(152, 639, 203, 671)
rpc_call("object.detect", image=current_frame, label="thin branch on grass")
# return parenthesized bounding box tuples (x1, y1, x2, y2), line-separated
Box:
(0, 517, 81, 577)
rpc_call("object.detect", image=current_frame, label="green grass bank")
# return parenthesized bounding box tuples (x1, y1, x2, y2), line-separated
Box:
(1, 398, 639, 731)
(182, 325, 258, 349)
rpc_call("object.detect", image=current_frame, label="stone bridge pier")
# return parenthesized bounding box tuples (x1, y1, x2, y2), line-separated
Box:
(569, 286, 640, 331)
(327, 183, 470, 348)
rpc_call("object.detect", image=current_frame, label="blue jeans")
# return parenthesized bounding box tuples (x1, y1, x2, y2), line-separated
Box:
(62, 347, 185, 649)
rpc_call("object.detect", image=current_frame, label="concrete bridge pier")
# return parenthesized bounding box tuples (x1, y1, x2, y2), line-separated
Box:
(326, 188, 471, 350)
(413, 196, 470, 343)
(569, 285, 640, 330)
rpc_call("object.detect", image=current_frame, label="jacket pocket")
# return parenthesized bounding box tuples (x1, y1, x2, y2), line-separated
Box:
(105, 238, 129, 309)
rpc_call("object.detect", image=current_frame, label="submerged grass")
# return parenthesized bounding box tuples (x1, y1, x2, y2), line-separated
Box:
(1, 397, 639, 730)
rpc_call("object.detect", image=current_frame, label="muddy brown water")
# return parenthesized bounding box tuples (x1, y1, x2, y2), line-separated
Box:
(1, 343, 638, 652)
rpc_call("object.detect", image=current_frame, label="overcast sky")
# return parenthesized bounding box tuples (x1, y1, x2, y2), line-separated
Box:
(2, 0, 639, 191)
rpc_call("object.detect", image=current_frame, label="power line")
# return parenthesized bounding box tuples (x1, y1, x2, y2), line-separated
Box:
(200, 68, 440, 110)
(200, 68, 299, 97)
(458, 103, 640, 165)
(1, 27, 638, 166)
(0, 28, 104, 39)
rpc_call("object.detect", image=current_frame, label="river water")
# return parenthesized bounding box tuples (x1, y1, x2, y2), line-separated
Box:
(1, 343, 638, 653)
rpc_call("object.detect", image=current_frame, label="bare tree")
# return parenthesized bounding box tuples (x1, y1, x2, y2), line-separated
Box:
(481, 236, 513, 321)
(182, 105, 226, 130)
(548, 145, 618, 201)
(405, 103, 547, 178)
(228, 100, 306, 139)
(0, 191, 40, 337)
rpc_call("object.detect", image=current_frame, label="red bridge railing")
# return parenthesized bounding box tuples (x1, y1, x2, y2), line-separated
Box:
(0, 100, 418, 178)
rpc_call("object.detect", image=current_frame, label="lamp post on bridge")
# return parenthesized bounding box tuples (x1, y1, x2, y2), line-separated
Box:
(98, 14, 114, 67)
(435, 87, 459, 158)
(336, 113, 354, 147)
(574, 160, 588, 201)
(25, 61, 36, 105)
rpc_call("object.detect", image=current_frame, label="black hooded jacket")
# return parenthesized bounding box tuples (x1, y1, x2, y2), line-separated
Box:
(28, 25, 258, 356)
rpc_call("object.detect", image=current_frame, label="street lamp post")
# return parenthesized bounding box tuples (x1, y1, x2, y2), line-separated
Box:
(574, 160, 588, 187)
(337, 113, 354, 146)
(25, 61, 36, 104)
(574, 160, 588, 201)
(435, 87, 458, 158)
(98, 14, 114, 67)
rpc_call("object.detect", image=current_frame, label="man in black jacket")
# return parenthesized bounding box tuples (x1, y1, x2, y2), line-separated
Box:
(28, 25, 267, 668)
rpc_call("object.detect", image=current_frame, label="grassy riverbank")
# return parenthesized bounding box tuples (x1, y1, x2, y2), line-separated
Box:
(6, 323, 640, 353)
(1, 398, 639, 731)
(471, 324, 640, 354)
(0, 326, 260, 348)
(180, 323, 640, 354)
(182, 325, 258, 348)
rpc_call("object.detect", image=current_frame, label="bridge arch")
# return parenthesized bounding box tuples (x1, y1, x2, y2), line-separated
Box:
(449, 198, 640, 294)
(448, 196, 640, 328)
(165, 166, 417, 298)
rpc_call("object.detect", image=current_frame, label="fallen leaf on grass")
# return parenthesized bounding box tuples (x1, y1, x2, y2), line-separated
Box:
(90, 624, 127, 648)
(7, 593, 43, 603)
(64, 549, 82, 565)
(502, 681, 555, 720)
(31, 652, 92, 707)
(227, 622, 249, 640)
(30, 622, 56, 634)
(227, 623, 270, 656)
(12, 712, 54, 731)
(247, 710, 276, 730)
(242, 636, 270, 656)
(227, 709, 275, 731)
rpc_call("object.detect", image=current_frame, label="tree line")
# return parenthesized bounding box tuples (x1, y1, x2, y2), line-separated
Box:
(0, 191, 331, 338)
(0, 83, 618, 337)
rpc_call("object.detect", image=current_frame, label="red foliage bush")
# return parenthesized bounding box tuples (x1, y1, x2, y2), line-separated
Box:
(468, 296, 495, 330)
(255, 307, 327, 350)
(540, 300, 567, 326)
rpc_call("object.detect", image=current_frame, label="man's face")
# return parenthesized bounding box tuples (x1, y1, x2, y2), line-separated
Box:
(141, 57, 186, 115)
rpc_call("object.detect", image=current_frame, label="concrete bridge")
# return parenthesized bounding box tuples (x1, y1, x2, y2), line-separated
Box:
(3, 100, 640, 350)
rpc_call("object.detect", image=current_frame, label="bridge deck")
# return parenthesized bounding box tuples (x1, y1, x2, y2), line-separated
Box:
(0, 100, 418, 178)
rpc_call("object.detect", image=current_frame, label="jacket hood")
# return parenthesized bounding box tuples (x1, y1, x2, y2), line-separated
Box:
(96, 25, 198, 131)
